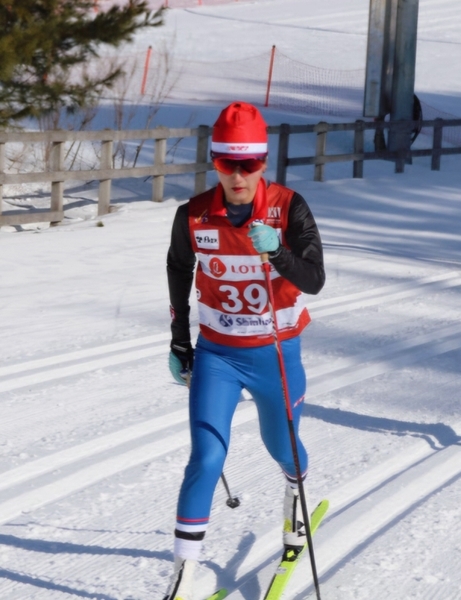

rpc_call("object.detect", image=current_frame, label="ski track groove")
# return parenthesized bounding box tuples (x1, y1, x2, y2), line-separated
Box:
(291, 446, 461, 598)
(0, 332, 169, 379)
(0, 407, 187, 493)
(0, 405, 257, 526)
(0, 327, 199, 382)
(0, 345, 164, 394)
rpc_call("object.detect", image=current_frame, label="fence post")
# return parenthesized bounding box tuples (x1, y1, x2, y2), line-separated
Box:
(194, 125, 209, 196)
(265, 45, 276, 107)
(391, 121, 406, 174)
(431, 118, 443, 171)
(98, 139, 113, 216)
(314, 122, 328, 182)
(353, 119, 365, 179)
(0, 143, 4, 218)
(373, 117, 387, 152)
(50, 140, 64, 225)
(276, 123, 290, 186)
(153, 134, 167, 202)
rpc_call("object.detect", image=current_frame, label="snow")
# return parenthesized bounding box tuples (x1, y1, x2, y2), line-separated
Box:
(1, 0, 461, 599)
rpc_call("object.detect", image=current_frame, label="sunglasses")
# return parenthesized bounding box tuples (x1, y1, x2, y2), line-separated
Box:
(212, 157, 266, 175)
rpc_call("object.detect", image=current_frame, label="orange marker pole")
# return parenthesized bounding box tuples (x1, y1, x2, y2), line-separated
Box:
(141, 45, 153, 96)
(264, 45, 276, 107)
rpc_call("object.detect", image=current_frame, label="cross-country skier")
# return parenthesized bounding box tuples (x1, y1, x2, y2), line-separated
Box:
(164, 101, 325, 599)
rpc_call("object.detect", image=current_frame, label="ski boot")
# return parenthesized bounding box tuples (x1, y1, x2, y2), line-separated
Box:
(283, 484, 307, 549)
(162, 558, 197, 600)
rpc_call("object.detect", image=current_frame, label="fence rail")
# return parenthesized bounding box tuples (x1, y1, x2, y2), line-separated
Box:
(1, 118, 460, 227)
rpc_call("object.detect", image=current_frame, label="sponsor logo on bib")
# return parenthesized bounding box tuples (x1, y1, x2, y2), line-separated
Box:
(219, 314, 233, 327)
(195, 230, 219, 249)
(210, 257, 226, 277)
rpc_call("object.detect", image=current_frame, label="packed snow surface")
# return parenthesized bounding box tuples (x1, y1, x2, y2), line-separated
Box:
(1, 0, 460, 599)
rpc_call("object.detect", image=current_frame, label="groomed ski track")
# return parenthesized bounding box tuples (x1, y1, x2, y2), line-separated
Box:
(0, 253, 460, 599)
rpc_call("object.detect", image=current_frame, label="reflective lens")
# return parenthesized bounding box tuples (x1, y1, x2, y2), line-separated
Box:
(212, 157, 266, 175)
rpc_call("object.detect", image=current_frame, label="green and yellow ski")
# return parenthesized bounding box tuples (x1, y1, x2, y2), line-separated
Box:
(263, 498, 329, 600)
(203, 589, 228, 600)
(201, 499, 328, 600)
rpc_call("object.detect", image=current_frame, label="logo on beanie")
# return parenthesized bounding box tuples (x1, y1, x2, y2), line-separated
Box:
(211, 141, 268, 155)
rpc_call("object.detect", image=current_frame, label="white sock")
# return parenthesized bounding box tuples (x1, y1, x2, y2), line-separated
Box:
(174, 537, 202, 561)
(174, 522, 208, 561)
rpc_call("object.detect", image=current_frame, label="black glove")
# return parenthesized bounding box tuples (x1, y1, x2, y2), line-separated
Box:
(169, 341, 194, 385)
(171, 341, 194, 370)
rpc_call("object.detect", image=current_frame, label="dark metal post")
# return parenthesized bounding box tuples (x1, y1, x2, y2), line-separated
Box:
(276, 123, 290, 186)
(194, 125, 210, 196)
(364, 0, 398, 118)
(388, 0, 419, 154)
(431, 118, 443, 171)
(353, 120, 365, 178)
(314, 122, 328, 182)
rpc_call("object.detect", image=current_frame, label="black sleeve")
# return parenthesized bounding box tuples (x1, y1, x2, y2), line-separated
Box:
(268, 192, 325, 294)
(166, 203, 196, 342)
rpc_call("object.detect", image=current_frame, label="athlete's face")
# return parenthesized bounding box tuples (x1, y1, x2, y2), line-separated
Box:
(215, 161, 267, 205)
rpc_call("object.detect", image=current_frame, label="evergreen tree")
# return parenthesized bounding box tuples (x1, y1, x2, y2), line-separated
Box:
(0, 0, 165, 126)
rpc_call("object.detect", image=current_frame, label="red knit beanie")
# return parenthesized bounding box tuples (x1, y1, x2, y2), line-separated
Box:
(211, 102, 268, 159)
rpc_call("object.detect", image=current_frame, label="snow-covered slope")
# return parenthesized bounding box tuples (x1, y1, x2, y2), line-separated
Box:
(1, 1, 460, 599)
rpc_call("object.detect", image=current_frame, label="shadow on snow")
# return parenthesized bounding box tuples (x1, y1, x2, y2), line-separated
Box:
(303, 402, 461, 449)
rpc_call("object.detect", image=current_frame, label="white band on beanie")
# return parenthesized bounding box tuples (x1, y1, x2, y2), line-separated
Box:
(211, 141, 268, 154)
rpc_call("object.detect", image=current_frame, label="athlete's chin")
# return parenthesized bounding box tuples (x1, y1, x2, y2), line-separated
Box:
(227, 190, 252, 205)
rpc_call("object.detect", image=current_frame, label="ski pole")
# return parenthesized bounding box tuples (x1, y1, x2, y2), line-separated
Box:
(185, 369, 240, 509)
(220, 473, 241, 509)
(260, 251, 322, 600)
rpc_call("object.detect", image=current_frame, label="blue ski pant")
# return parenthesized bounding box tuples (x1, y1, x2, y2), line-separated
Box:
(176, 334, 308, 527)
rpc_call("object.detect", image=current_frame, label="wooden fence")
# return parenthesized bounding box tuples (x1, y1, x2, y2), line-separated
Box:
(0, 126, 211, 226)
(273, 118, 461, 185)
(0, 118, 460, 227)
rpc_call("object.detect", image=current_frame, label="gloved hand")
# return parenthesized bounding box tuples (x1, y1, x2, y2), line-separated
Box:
(169, 341, 194, 385)
(248, 224, 280, 254)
